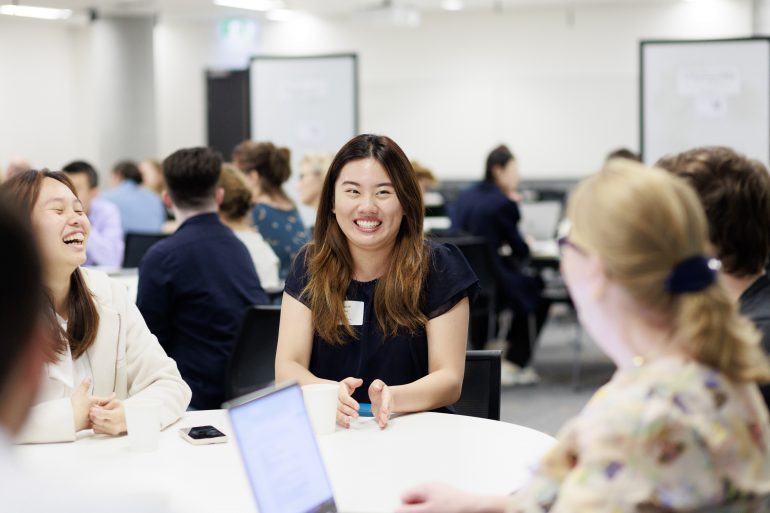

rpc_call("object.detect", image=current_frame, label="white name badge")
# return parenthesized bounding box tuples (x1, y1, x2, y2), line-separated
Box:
(343, 300, 365, 326)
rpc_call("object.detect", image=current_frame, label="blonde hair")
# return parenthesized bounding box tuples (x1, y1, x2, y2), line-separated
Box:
(299, 153, 333, 177)
(218, 164, 254, 221)
(568, 159, 770, 383)
(411, 161, 437, 186)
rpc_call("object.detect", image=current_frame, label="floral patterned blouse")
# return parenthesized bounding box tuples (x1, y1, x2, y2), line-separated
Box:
(507, 358, 770, 513)
(251, 203, 308, 280)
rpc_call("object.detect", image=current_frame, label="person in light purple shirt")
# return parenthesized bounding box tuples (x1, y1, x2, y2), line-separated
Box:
(63, 161, 124, 267)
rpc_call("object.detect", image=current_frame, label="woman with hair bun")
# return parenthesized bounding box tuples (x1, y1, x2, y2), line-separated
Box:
(232, 141, 308, 279)
(398, 159, 770, 513)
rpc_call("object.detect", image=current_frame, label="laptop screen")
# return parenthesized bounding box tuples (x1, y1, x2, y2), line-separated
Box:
(229, 384, 337, 513)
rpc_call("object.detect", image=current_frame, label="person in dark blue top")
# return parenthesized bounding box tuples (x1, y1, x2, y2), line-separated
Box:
(451, 145, 549, 383)
(276, 134, 478, 429)
(137, 147, 268, 410)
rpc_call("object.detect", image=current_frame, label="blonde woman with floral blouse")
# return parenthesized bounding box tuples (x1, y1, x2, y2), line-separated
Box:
(398, 159, 770, 513)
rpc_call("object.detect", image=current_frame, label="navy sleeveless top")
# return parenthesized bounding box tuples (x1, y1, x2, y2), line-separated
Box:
(284, 240, 479, 410)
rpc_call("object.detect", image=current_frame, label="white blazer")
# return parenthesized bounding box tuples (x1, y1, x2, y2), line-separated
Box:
(17, 268, 192, 443)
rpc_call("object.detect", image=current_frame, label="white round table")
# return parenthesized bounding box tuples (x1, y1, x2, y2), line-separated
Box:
(15, 410, 555, 513)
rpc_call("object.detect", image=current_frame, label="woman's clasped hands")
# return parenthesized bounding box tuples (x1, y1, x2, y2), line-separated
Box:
(337, 377, 394, 429)
(70, 377, 127, 435)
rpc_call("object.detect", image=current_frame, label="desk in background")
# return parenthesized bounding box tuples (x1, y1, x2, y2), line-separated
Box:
(16, 410, 555, 513)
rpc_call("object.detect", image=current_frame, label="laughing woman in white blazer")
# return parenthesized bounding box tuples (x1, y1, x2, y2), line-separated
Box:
(1, 170, 191, 443)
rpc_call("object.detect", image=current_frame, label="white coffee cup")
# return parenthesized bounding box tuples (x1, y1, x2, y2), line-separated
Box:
(301, 383, 339, 436)
(125, 399, 162, 452)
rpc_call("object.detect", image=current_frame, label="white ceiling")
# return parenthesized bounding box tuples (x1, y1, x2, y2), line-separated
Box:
(6, 0, 680, 19)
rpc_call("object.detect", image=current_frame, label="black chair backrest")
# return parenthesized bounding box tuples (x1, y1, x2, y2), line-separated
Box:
(454, 350, 501, 420)
(430, 236, 497, 303)
(123, 232, 167, 268)
(225, 305, 281, 401)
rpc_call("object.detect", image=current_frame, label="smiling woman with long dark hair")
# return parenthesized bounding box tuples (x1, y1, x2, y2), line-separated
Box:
(275, 134, 478, 429)
(1, 170, 190, 443)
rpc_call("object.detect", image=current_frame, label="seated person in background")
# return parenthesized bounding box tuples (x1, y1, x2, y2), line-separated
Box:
(62, 160, 124, 268)
(138, 147, 269, 410)
(232, 140, 308, 279)
(412, 160, 446, 217)
(297, 152, 333, 213)
(217, 164, 281, 290)
(657, 146, 770, 408)
(275, 134, 478, 429)
(1, 171, 190, 443)
(605, 147, 641, 162)
(102, 160, 166, 234)
(450, 145, 548, 385)
(4, 156, 31, 181)
(399, 159, 770, 513)
(138, 158, 165, 196)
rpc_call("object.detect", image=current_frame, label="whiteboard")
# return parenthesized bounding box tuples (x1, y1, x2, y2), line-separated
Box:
(250, 54, 358, 226)
(641, 39, 770, 167)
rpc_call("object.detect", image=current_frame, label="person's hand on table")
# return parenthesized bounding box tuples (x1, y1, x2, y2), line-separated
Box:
(397, 483, 506, 513)
(89, 394, 127, 435)
(337, 377, 363, 428)
(70, 377, 114, 431)
(368, 379, 393, 429)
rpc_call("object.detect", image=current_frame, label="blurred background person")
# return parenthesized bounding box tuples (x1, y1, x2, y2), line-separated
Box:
(412, 160, 447, 218)
(62, 160, 124, 268)
(102, 160, 166, 234)
(297, 152, 333, 212)
(451, 145, 548, 385)
(4, 156, 31, 181)
(605, 147, 641, 162)
(232, 140, 308, 279)
(138, 158, 165, 196)
(218, 164, 281, 290)
(657, 146, 770, 408)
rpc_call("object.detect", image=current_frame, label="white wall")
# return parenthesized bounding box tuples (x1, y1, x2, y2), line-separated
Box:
(153, 18, 261, 159)
(0, 16, 157, 182)
(92, 17, 157, 175)
(257, 1, 753, 179)
(0, 0, 757, 182)
(0, 17, 84, 171)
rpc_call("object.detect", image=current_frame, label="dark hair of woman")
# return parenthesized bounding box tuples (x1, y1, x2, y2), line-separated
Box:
(484, 144, 514, 182)
(0, 170, 99, 360)
(301, 134, 428, 345)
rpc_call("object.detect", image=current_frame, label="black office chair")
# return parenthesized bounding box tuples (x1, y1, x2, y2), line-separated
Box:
(430, 236, 498, 350)
(454, 350, 501, 421)
(123, 232, 167, 268)
(225, 305, 281, 401)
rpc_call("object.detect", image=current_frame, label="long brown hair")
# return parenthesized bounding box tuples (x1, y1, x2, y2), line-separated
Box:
(0, 170, 99, 360)
(568, 160, 770, 383)
(302, 134, 428, 344)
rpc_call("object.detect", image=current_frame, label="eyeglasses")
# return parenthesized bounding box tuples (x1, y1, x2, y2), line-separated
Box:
(557, 235, 587, 257)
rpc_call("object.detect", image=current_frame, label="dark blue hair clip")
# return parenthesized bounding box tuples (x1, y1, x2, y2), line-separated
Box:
(665, 256, 720, 294)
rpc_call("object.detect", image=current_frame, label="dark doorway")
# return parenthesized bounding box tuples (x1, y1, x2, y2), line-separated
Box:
(206, 69, 250, 159)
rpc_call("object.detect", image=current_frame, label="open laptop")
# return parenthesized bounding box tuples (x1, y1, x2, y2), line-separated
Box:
(224, 383, 341, 513)
(518, 200, 563, 241)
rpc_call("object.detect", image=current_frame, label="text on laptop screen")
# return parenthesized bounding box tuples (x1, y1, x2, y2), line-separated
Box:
(230, 385, 335, 513)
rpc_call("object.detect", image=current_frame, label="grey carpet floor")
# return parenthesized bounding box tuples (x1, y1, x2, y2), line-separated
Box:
(496, 307, 616, 436)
